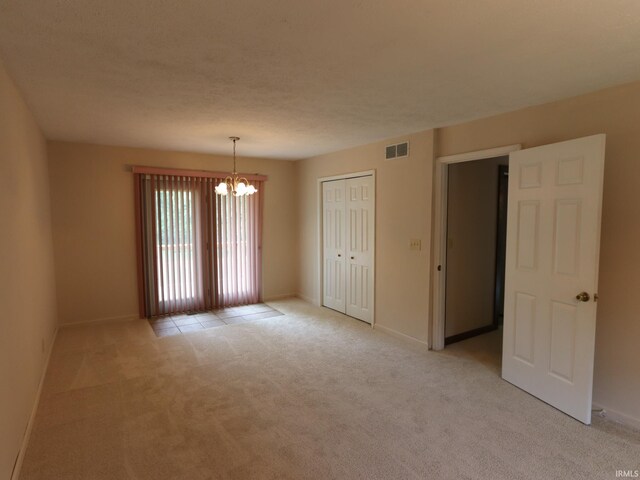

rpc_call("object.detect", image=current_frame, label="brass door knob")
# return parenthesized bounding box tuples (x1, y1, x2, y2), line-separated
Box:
(576, 292, 590, 302)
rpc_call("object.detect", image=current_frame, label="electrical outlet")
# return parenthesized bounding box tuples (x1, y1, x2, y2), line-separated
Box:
(409, 239, 422, 251)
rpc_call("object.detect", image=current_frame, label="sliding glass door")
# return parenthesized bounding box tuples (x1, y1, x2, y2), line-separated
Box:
(135, 172, 263, 317)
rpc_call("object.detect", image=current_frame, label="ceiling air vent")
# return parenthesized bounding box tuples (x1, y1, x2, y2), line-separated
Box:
(385, 141, 409, 160)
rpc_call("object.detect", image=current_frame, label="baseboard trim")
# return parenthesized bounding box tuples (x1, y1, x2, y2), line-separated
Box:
(11, 327, 58, 480)
(295, 293, 319, 305)
(60, 313, 140, 327)
(263, 293, 296, 302)
(592, 402, 640, 430)
(373, 323, 429, 348)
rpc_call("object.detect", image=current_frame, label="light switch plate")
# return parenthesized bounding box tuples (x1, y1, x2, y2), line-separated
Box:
(410, 239, 422, 251)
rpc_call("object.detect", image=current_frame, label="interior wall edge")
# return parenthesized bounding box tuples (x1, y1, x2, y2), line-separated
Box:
(9, 327, 58, 480)
(427, 129, 439, 349)
(0, 57, 59, 480)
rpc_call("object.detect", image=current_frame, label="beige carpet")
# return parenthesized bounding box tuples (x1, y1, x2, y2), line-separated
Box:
(20, 299, 640, 479)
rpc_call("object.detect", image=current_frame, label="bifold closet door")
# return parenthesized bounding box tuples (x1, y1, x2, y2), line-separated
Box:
(322, 176, 374, 323)
(345, 176, 374, 323)
(322, 180, 346, 312)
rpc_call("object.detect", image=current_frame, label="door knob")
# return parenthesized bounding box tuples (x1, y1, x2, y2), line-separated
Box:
(576, 292, 590, 302)
(350, 256, 355, 260)
(338, 254, 341, 257)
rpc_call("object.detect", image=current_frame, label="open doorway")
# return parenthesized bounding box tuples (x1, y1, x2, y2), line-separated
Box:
(444, 156, 509, 344)
(441, 156, 508, 371)
(431, 148, 517, 371)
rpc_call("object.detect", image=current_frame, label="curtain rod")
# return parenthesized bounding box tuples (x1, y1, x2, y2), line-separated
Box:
(132, 166, 268, 182)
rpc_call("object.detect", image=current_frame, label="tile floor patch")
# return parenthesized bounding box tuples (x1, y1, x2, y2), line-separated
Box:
(155, 327, 180, 337)
(173, 317, 201, 327)
(200, 319, 226, 329)
(148, 304, 282, 337)
(178, 324, 204, 333)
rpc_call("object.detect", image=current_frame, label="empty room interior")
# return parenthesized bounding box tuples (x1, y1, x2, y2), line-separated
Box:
(2, 1, 640, 479)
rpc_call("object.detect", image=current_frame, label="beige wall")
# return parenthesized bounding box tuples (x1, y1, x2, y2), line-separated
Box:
(0, 62, 58, 478)
(445, 157, 505, 338)
(48, 142, 298, 325)
(296, 131, 434, 342)
(297, 80, 640, 427)
(436, 81, 640, 425)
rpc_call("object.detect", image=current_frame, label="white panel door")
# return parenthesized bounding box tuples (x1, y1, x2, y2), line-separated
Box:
(502, 134, 605, 424)
(345, 176, 375, 323)
(322, 180, 346, 312)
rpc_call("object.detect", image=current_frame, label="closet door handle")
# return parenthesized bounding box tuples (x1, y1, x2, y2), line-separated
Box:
(338, 254, 342, 257)
(350, 256, 355, 260)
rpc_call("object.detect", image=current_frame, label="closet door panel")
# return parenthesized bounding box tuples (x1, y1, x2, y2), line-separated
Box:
(345, 176, 374, 323)
(322, 180, 346, 312)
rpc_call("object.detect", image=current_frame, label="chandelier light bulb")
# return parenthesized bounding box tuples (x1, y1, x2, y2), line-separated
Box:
(215, 182, 228, 196)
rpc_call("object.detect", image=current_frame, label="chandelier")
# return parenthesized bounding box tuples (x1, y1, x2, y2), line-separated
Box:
(214, 137, 257, 196)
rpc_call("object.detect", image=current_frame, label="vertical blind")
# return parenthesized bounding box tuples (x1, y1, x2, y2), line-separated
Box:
(134, 169, 264, 317)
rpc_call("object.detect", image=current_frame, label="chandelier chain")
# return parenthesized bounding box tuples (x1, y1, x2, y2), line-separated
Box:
(232, 137, 237, 174)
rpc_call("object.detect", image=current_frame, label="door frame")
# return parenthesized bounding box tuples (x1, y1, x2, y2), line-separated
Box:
(317, 170, 376, 326)
(431, 145, 521, 350)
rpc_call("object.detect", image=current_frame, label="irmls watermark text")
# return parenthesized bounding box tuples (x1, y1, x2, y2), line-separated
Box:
(616, 471, 639, 478)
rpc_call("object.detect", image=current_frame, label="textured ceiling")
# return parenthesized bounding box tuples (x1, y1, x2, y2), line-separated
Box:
(1, 1, 640, 159)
